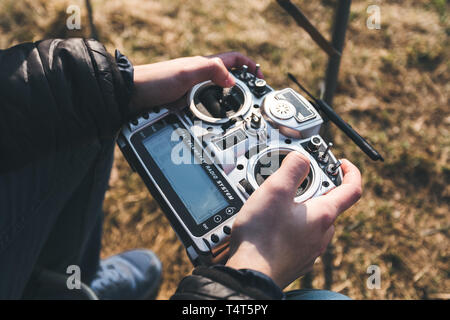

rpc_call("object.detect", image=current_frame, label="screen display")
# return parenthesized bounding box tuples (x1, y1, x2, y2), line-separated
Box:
(142, 125, 229, 224)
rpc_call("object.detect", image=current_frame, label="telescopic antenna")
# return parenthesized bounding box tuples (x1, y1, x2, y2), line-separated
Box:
(287, 73, 384, 161)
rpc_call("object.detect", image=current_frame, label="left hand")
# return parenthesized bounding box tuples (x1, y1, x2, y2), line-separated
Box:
(129, 52, 263, 113)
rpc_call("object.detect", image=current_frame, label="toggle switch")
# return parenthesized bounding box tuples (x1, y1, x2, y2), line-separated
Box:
(327, 160, 342, 176)
(240, 65, 249, 80)
(318, 142, 333, 164)
(250, 113, 262, 129)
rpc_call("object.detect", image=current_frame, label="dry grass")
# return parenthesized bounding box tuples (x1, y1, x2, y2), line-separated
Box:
(0, 0, 448, 299)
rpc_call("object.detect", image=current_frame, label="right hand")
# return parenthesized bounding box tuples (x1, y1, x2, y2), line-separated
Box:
(226, 151, 362, 289)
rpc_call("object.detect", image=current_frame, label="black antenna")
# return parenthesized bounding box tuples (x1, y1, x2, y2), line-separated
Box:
(287, 73, 384, 162)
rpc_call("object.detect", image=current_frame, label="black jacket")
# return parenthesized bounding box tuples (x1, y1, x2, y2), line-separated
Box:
(0, 38, 283, 300)
(0, 38, 131, 173)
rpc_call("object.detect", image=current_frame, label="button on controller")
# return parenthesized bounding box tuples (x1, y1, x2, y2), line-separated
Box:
(225, 207, 236, 215)
(211, 234, 219, 243)
(223, 226, 231, 235)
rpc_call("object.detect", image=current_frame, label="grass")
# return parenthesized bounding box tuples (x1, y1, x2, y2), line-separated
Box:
(0, 0, 448, 299)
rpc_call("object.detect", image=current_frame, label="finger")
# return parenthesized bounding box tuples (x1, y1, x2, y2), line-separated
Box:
(180, 56, 235, 88)
(209, 52, 264, 79)
(304, 159, 362, 228)
(205, 57, 235, 87)
(208, 57, 236, 87)
(259, 151, 310, 200)
(321, 159, 362, 213)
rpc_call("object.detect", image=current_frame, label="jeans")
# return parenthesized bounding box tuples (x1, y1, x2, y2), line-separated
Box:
(0, 136, 350, 300)
(285, 289, 351, 300)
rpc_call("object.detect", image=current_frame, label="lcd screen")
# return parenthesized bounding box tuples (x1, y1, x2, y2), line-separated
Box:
(142, 125, 228, 224)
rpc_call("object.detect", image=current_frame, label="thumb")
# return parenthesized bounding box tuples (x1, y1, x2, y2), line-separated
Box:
(206, 57, 235, 87)
(184, 56, 235, 88)
(260, 151, 310, 200)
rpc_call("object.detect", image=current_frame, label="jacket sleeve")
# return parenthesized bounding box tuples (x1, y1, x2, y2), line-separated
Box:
(171, 265, 285, 300)
(0, 38, 133, 173)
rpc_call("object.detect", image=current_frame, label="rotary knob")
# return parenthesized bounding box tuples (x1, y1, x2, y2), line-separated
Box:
(254, 78, 267, 94)
(307, 135, 322, 153)
(269, 100, 296, 120)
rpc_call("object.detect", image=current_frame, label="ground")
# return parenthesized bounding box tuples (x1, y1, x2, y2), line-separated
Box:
(0, 0, 448, 299)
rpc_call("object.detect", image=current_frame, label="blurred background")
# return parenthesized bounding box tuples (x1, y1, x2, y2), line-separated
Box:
(0, 0, 448, 299)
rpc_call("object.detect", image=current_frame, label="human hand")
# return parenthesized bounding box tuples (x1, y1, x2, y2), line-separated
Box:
(129, 52, 263, 114)
(226, 152, 362, 289)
